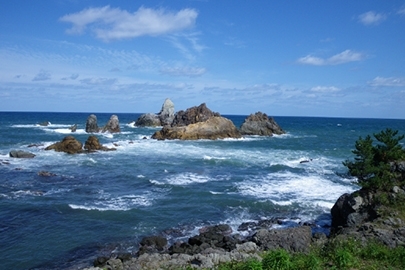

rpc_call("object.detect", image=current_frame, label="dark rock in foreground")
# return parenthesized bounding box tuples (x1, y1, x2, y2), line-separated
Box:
(240, 112, 285, 136)
(330, 187, 405, 248)
(9, 150, 36, 158)
(152, 116, 241, 140)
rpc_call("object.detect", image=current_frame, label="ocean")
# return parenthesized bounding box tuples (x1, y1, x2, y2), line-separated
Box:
(0, 112, 404, 269)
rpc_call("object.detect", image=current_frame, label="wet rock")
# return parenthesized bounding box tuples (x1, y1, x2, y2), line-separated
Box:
(9, 150, 36, 158)
(38, 121, 50, 126)
(70, 124, 77, 132)
(102, 115, 120, 133)
(84, 136, 116, 152)
(85, 114, 99, 133)
(138, 235, 168, 255)
(44, 136, 83, 154)
(240, 112, 285, 136)
(38, 171, 56, 177)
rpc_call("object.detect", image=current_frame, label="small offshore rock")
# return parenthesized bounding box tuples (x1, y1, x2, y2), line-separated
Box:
(70, 124, 77, 132)
(102, 115, 120, 133)
(44, 136, 83, 154)
(240, 112, 285, 136)
(85, 114, 99, 133)
(9, 150, 36, 158)
(38, 171, 56, 177)
(38, 121, 50, 126)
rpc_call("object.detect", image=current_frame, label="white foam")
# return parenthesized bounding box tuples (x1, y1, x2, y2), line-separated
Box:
(164, 172, 213, 185)
(68, 193, 153, 211)
(46, 128, 87, 134)
(236, 171, 356, 209)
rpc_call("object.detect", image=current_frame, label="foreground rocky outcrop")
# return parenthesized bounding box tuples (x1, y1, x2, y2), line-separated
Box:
(87, 224, 315, 270)
(45, 136, 115, 154)
(135, 98, 175, 127)
(330, 187, 405, 248)
(152, 116, 241, 140)
(240, 112, 285, 136)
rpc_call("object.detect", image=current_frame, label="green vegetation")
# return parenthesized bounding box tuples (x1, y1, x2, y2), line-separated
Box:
(215, 239, 405, 270)
(343, 128, 405, 191)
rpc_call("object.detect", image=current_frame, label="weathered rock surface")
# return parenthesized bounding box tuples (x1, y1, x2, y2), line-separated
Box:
(84, 136, 116, 152)
(135, 113, 161, 127)
(240, 112, 285, 136)
(9, 150, 36, 158)
(158, 98, 175, 126)
(86, 114, 99, 133)
(171, 103, 220, 127)
(251, 226, 312, 253)
(152, 116, 241, 140)
(330, 187, 405, 248)
(102, 115, 120, 133)
(45, 136, 83, 154)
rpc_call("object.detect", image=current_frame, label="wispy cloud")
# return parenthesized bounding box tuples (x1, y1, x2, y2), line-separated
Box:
(60, 6, 198, 41)
(298, 50, 365, 66)
(32, 70, 51, 81)
(368, 76, 405, 87)
(167, 33, 206, 60)
(310, 86, 340, 93)
(80, 77, 117, 85)
(398, 7, 405, 15)
(160, 66, 206, 77)
(358, 11, 387, 25)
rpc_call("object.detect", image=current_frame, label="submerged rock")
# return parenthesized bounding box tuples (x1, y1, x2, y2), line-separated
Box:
(240, 112, 285, 136)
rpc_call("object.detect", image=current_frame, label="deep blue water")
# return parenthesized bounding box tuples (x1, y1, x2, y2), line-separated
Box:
(0, 112, 404, 269)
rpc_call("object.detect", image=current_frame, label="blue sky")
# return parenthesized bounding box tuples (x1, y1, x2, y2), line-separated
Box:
(1, 0, 404, 118)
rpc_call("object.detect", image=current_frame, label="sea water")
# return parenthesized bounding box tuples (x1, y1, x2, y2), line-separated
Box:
(0, 112, 404, 269)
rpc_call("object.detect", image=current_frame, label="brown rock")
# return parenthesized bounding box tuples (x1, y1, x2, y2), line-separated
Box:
(240, 112, 285, 136)
(152, 116, 241, 140)
(44, 136, 83, 154)
(84, 136, 116, 151)
(171, 103, 220, 127)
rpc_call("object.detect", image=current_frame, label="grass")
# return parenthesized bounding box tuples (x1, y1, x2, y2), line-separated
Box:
(215, 238, 405, 270)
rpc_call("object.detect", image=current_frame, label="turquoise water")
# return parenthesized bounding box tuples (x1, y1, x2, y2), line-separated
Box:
(0, 112, 404, 269)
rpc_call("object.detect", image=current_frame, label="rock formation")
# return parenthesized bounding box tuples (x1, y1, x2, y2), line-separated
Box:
(9, 150, 36, 158)
(102, 115, 120, 133)
(45, 136, 83, 154)
(135, 98, 175, 127)
(171, 103, 220, 127)
(135, 113, 161, 127)
(84, 136, 116, 152)
(158, 98, 175, 126)
(152, 116, 241, 140)
(330, 187, 405, 248)
(240, 112, 285, 136)
(85, 114, 99, 133)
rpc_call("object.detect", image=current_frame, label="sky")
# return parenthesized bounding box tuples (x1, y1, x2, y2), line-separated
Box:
(0, 0, 404, 119)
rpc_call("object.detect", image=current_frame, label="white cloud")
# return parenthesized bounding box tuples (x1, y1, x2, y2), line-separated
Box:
(60, 6, 198, 41)
(398, 7, 405, 15)
(32, 70, 51, 81)
(311, 86, 340, 92)
(160, 66, 206, 77)
(80, 77, 117, 85)
(297, 50, 365, 66)
(368, 76, 405, 87)
(358, 11, 387, 25)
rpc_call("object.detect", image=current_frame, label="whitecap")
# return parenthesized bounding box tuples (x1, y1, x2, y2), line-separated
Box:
(164, 172, 213, 185)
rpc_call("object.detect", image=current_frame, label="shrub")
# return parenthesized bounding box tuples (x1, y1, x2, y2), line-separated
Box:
(343, 128, 405, 191)
(262, 249, 291, 270)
